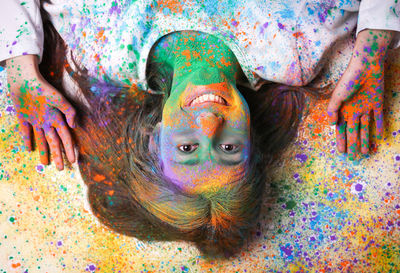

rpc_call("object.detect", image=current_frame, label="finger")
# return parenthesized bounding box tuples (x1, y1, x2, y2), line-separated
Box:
(373, 108, 384, 140)
(52, 112, 75, 164)
(336, 116, 347, 153)
(360, 114, 370, 154)
(346, 116, 360, 161)
(43, 125, 64, 171)
(327, 95, 342, 126)
(33, 127, 49, 165)
(327, 79, 355, 125)
(45, 87, 76, 128)
(18, 118, 32, 152)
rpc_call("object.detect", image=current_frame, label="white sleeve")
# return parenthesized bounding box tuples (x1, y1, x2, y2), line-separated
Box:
(0, 0, 43, 64)
(356, 0, 400, 48)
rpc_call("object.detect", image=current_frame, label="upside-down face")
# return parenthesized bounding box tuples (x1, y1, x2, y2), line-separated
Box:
(155, 68, 251, 193)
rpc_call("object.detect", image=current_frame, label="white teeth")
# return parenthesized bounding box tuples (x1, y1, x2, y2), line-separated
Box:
(190, 94, 226, 106)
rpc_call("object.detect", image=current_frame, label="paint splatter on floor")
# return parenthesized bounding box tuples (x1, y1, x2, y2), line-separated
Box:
(0, 50, 399, 273)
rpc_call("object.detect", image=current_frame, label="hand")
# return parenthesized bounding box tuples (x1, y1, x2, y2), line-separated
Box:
(327, 58, 383, 160)
(327, 30, 393, 161)
(6, 55, 76, 170)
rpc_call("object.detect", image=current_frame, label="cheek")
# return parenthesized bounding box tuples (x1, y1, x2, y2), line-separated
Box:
(224, 107, 250, 130)
(162, 113, 200, 133)
(159, 132, 174, 159)
(161, 108, 179, 128)
(224, 94, 251, 129)
(161, 90, 189, 127)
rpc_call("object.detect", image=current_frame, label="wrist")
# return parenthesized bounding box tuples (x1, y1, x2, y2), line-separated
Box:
(6, 55, 42, 84)
(6, 54, 40, 74)
(352, 29, 394, 62)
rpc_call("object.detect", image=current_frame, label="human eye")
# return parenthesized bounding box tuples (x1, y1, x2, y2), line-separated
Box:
(178, 144, 199, 153)
(219, 144, 240, 154)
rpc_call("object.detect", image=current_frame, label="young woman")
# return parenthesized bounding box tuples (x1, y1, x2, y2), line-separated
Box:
(1, 0, 399, 257)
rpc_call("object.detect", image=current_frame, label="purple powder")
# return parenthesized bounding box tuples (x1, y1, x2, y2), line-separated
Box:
(6, 105, 15, 113)
(280, 245, 292, 256)
(295, 154, 308, 163)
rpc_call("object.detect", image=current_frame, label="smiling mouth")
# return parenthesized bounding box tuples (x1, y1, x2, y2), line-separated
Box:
(188, 93, 228, 107)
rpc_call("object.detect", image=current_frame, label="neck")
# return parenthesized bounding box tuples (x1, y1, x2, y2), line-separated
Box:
(153, 31, 240, 92)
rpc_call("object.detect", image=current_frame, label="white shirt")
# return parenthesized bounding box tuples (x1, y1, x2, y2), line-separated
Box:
(0, 0, 399, 90)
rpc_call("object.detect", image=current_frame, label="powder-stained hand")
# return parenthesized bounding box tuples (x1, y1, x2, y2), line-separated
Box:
(327, 29, 393, 161)
(6, 55, 76, 170)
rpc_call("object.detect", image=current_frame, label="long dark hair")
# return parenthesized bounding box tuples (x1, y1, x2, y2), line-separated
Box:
(39, 2, 325, 258)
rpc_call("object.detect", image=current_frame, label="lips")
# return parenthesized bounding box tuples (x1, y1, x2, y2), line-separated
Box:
(183, 83, 233, 107)
(188, 93, 228, 107)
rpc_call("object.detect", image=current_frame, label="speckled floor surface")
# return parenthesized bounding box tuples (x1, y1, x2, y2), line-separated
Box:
(0, 49, 399, 273)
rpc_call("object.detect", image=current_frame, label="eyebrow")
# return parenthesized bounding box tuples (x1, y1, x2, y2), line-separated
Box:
(218, 157, 245, 166)
(174, 158, 200, 165)
(171, 129, 197, 137)
(174, 157, 244, 166)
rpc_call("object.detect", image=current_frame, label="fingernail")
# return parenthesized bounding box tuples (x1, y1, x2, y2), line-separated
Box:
(68, 119, 75, 128)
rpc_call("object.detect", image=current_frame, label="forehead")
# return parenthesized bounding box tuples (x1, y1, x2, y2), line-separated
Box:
(162, 160, 247, 193)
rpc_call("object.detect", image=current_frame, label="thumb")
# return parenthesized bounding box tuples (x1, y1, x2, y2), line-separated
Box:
(327, 89, 344, 126)
(45, 87, 77, 128)
(327, 75, 356, 125)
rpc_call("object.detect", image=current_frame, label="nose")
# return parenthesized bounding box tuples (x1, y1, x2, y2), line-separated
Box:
(196, 112, 224, 137)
